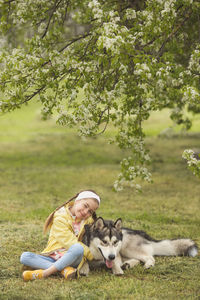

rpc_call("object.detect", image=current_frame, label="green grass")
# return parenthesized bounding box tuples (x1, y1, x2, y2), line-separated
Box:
(0, 101, 200, 300)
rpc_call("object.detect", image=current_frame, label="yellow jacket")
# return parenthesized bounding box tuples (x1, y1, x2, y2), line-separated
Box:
(41, 202, 94, 270)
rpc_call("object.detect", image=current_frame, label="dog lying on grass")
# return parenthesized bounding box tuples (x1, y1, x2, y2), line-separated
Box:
(80, 217, 198, 276)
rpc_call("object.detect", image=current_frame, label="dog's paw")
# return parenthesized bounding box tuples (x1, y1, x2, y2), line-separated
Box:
(112, 268, 124, 276)
(144, 260, 155, 269)
(79, 262, 90, 276)
(113, 271, 124, 276)
(143, 256, 155, 269)
(121, 262, 130, 270)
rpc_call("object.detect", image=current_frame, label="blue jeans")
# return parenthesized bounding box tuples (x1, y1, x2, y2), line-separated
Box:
(20, 244, 84, 271)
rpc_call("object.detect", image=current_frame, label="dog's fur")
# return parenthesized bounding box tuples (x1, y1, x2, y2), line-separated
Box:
(80, 217, 198, 276)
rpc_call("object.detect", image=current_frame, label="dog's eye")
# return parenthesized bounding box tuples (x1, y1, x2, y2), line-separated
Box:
(102, 240, 108, 245)
(113, 240, 118, 246)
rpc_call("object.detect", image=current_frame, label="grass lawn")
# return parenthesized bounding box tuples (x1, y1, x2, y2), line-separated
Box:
(0, 101, 200, 300)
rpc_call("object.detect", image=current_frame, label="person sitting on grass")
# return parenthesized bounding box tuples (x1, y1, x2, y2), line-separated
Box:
(20, 190, 100, 281)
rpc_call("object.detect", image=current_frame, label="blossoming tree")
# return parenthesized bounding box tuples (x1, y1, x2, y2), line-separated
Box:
(0, 0, 200, 189)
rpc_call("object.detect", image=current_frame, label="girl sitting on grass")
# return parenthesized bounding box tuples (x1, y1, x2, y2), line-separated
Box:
(20, 190, 100, 281)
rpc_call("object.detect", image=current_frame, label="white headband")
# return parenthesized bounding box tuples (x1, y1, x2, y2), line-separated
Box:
(75, 191, 100, 205)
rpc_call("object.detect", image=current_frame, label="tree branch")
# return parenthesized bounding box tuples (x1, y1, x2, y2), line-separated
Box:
(62, 0, 70, 25)
(157, 9, 192, 59)
(96, 108, 110, 135)
(198, 13, 200, 43)
(41, 0, 63, 39)
(21, 86, 46, 105)
(3, 0, 16, 4)
(59, 32, 91, 53)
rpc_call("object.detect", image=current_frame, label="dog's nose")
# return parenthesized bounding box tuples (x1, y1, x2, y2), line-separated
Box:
(108, 254, 115, 260)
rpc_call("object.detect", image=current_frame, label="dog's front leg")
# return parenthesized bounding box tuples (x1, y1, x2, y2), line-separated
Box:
(112, 255, 124, 275)
(79, 261, 90, 276)
(89, 259, 105, 269)
(121, 258, 140, 270)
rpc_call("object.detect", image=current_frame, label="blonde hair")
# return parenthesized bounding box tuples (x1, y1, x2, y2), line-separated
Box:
(43, 190, 98, 233)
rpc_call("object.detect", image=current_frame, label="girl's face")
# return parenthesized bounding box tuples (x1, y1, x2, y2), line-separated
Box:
(72, 198, 99, 220)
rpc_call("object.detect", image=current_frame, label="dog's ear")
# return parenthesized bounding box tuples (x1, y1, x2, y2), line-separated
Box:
(84, 224, 90, 233)
(83, 224, 91, 246)
(94, 217, 105, 230)
(114, 218, 122, 231)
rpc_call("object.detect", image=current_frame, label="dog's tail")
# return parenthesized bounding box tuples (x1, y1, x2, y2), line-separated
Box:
(152, 239, 198, 257)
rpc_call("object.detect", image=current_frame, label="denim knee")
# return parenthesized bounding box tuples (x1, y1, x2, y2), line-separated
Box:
(20, 251, 32, 264)
(69, 243, 84, 258)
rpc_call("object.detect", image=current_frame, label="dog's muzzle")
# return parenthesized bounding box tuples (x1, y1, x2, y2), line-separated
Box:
(98, 248, 115, 269)
(108, 254, 115, 260)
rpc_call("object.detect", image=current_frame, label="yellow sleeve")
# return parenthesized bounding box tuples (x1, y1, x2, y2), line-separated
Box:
(52, 211, 93, 261)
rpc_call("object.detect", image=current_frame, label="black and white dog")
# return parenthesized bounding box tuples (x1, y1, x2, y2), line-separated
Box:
(80, 217, 198, 276)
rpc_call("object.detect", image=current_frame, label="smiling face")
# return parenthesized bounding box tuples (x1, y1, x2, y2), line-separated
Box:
(70, 198, 99, 220)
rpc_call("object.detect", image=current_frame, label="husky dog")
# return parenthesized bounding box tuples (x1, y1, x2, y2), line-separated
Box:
(80, 217, 198, 276)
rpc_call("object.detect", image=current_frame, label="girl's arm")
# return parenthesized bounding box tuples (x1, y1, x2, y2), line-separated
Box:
(52, 212, 93, 261)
